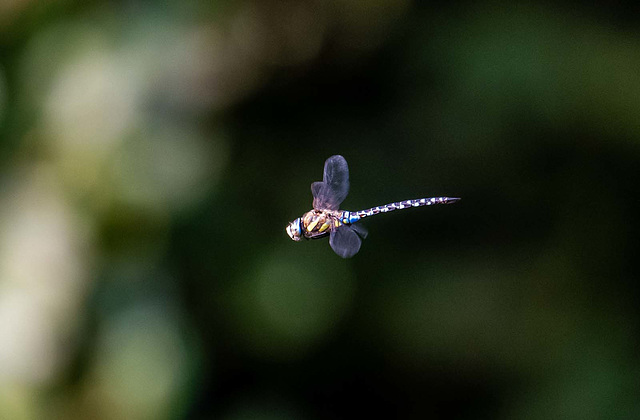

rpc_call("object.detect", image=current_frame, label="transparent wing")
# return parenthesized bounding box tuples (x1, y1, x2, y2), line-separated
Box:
(311, 155, 350, 211)
(329, 225, 364, 258)
(350, 222, 368, 239)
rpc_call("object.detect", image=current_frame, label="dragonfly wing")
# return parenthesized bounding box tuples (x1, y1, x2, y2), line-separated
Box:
(312, 155, 350, 210)
(329, 225, 363, 258)
(350, 222, 368, 239)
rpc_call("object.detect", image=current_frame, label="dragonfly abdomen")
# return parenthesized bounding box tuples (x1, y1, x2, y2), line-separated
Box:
(345, 196, 460, 223)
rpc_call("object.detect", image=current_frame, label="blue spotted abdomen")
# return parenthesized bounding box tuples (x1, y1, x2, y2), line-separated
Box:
(345, 196, 460, 223)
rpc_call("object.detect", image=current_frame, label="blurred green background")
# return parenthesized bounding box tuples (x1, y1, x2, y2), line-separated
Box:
(1, 1, 640, 419)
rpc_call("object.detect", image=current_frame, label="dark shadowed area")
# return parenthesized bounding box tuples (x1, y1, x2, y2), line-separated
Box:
(1, 1, 639, 419)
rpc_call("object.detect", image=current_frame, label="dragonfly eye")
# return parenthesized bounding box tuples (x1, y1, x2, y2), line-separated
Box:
(286, 218, 302, 241)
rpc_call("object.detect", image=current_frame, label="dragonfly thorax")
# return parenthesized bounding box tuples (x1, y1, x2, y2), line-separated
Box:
(302, 209, 343, 239)
(287, 209, 344, 241)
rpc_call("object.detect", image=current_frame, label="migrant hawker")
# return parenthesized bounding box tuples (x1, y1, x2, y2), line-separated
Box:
(286, 155, 460, 258)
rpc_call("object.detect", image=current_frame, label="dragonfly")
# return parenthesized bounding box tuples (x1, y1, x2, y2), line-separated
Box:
(286, 155, 460, 258)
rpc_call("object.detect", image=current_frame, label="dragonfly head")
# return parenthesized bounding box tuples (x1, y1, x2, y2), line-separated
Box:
(286, 218, 303, 241)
